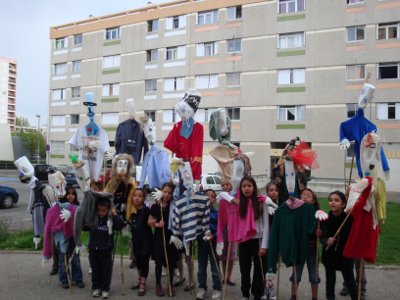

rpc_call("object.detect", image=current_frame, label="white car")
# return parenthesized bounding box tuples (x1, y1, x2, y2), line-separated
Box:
(199, 174, 222, 192)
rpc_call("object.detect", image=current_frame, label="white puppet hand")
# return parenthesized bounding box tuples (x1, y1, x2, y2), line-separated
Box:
(88, 140, 102, 150)
(267, 206, 277, 216)
(184, 242, 191, 257)
(41, 257, 51, 268)
(203, 230, 212, 241)
(216, 242, 224, 256)
(315, 210, 329, 221)
(265, 196, 278, 215)
(151, 188, 163, 202)
(217, 191, 234, 203)
(33, 237, 41, 249)
(104, 149, 115, 161)
(28, 176, 38, 189)
(339, 138, 350, 150)
(170, 235, 183, 250)
(60, 208, 71, 223)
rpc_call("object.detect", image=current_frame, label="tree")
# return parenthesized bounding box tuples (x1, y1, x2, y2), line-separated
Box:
(16, 116, 31, 127)
(15, 131, 46, 160)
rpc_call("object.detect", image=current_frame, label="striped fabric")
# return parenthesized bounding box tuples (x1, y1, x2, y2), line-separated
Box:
(172, 193, 210, 243)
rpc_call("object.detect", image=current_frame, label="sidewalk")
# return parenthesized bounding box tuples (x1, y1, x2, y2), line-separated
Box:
(0, 251, 399, 300)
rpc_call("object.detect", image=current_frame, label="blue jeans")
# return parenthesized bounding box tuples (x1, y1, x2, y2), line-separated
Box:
(58, 249, 83, 284)
(197, 237, 221, 291)
(290, 242, 320, 284)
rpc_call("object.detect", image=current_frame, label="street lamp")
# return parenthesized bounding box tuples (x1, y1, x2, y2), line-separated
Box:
(36, 114, 40, 164)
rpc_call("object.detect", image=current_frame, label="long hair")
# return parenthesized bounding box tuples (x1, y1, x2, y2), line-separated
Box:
(239, 175, 262, 220)
(106, 153, 135, 193)
(64, 185, 79, 206)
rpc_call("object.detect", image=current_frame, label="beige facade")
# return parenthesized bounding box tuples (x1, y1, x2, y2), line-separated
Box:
(0, 56, 17, 131)
(48, 0, 400, 191)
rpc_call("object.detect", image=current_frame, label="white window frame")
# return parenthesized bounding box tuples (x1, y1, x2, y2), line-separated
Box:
(52, 115, 66, 126)
(105, 27, 120, 40)
(376, 103, 400, 120)
(194, 109, 207, 123)
(346, 65, 366, 81)
(148, 19, 159, 32)
(277, 68, 305, 85)
(102, 83, 120, 97)
(103, 55, 120, 69)
(347, 26, 365, 42)
(52, 89, 66, 101)
(196, 42, 218, 56)
(347, 0, 364, 5)
(227, 6, 242, 20)
(197, 10, 219, 25)
(74, 34, 82, 45)
(278, 0, 306, 14)
(377, 22, 400, 40)
(51, 141, 65, 154)
(162, 109, 175, 123)
(166, 47, 178, 60)
(72, 60, 81, 73)
(55, 37, 67, 49)
(54, 63, 67, 75)
(166, 15, 186, 29)
(227, 39, 242, 53)
(226, 107, 240, 121)
(164, 77, 185, 91)
(145, 79, 157, 93)
(146, 49, 158, 62)
(71, 87, 80, 99)
(277, 105, 305, 121)
(102, 113, 119, 125)
(347, 103, 357, 118)
(278, 32, 305, 49)
(145, 110, 156, 122)
(377, 62, 400, 79)
(195, 74, 218, 89)
(226, 72, 241, 87)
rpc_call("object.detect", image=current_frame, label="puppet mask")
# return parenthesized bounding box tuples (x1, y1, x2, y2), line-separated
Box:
(175, 100, 194, 120)
(48, 171, 67, 198)
(175, 89, 201, 120)
(83, 92, 97, 118)
(358, 83, 375, 109)
(116, 159, 128, 176)
(14, 156, 35, 177)
(143, 118, 156, 144)
(179, 162, 194, 191)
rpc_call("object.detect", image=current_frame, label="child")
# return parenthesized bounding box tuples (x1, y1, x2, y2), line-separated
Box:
(237, 176, 269, 300)
(290, 188, 320, 300)
(89, 196, 125, 299)
(196, 189, 222, 300)
(320, 191, 357, 300)
(219, 179, 237, 286)
(128, 188, 152, 296)
(148, 182, 178, 297)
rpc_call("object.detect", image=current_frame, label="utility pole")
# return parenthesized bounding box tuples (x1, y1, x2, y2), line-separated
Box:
(36, 114, 40, 164)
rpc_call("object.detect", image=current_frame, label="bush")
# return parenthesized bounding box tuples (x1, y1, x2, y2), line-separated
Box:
(0, 219, 10, 243)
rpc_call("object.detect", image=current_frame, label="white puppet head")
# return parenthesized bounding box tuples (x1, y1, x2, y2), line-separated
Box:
(143, 116, 156, 144)
(358, 83, 375, 109)
(179, 162, 194, 192)
(126, 98, 135, 117)
(83, 92, 97, 118)
(175, 89, 201, 120)
(116, 159, 128, 176)
(48, 171, 67, 198)
(111, 153, 134, 178)
(14, 156, 35, 178)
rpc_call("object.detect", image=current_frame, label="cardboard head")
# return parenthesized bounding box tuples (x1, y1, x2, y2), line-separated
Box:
(14, 156, 34, 177)
(48, 171, 67, 198)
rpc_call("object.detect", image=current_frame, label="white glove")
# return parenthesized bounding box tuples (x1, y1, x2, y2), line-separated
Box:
(60, 208, 71, 223)
(339, 138, 350, 150)
(28, 176, 38, 189)
(75, 245, 82, 255)
(203, 230, 212, 241)
(104, 149, 115, 161)
(216, 242, 224, 256)
(217, 191, 234, 203)
(88, 140, 102, 150)
(267, 206, 277, 215)
(194, 180, 200, 192)
(265, 197, 278, 208)
(41, 257, 51, 268)
(266, 272, 276, 281)
(170, 235, 183, 250)
(184, 242, 191, 257)
(33, 237, 41, 249)
(107, 219, 113, 235)
(151, 188, 163, 202)
(315, 210, 329, 221)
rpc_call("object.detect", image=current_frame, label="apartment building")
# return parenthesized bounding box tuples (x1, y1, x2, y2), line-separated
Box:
(0, 56, 17, 131)
(48, 0, 400, 191)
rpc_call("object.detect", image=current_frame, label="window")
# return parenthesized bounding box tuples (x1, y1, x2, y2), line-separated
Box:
(227, 39, 242, 53)
(346, 143, 355, 160)
(277, 68, 305, 85)
(146, 49, 158, 62)
(194, 109, 206, 122)
(196, 42, 218, 56)
(378, 63, 399, 79)
(227, 6, 242, 19)
(103, 55, 120, 68)
(378, 22, 399, 40)
(347, 65, 365, 80)
(74, 34, 82, 45)
(54, 63, 67, 75)
(226, 72, 241, 86)
(166, 46, 185, 60)
(102, 113, 118, 125)
(105, 27, 120, 40)
(226, 107, 240, 120)
(347, 103, 357, 118)
(52, 115, 66, 126)
(52, 89, 66, 101)
(148, 19, 159, 32)
(72, 60, 81, 73)
(166, 15, 186, 29)
(71, 87, 81, 98)
(71, 114, 80, 125)
(277, 105, 305, 121)
(197, 10, 219, 25)
(163, 110, 175, 123)
(145, 110, 156, 122)
(347, 0, 364, 4)
(195, 74, 218, 89)
(278, 32, 305, 49)
(347, 26, 365, 42)
(145, 79, 157, 92)
(102, 83, 120, 96)
(278, 0, 305, 14)
(164, 77, 185, 91)
(377, 103, 400, 120)
(55, 37, 67, 49)
(51, 141, 65, 155)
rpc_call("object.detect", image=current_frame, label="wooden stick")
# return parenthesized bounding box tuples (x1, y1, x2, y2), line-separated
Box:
(209, 239, 223, 284)
(221, 241, 231, 300)
(293, 264, 298, 300)
(325, 210, 353, 250)
(276, 256, 281, 300)
(191, 241, 197, 300)
(120, 233, 125, 295)
(347, 151, 355, 190)
(316, 220, 320, 279)
(160, 204, 173, 297)
(64, 254, 72, 292)
(357, 259, 364, 300)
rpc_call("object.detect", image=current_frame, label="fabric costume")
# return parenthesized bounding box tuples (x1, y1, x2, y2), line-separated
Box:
(209, 145, 237, 180)
(29, 182, 54, 238)
(339, 108, 389, 178)
(115, 118, 148, 165)
(103, 177, 137, 219)
(164, 120, 204, 180)
(69, 126, 110, 181)
(139, 144, 170, 189)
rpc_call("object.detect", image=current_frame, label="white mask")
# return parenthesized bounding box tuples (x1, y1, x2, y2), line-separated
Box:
(175, 101, 194, 120)
(117, 159, 128, 176)
(143, 118, 156, 144)
(358, 83, 375, 109)
(179, 162, 194, 191)
(14, 156, 35, 177)
(48, 171, 66, 198)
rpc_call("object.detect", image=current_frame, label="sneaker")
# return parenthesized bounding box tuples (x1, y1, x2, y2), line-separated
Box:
(92, 289, 101, 297)
(156, 283, 165, 297)
(268, 287, 276, 300)
(75, 281, 85, 288)
(50, 268, 58, 276)
(61, 282, 69, 289)
(211, 290, 221, 300)
(101, 291, 109, 299)
(196, 288, 206, 300)
(340, 287, 349, 296)
(129, 261, 136, 269)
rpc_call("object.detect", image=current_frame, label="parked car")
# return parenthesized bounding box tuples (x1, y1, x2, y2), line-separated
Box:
(0, 185, 19, 208)
(57, 165, 78, 187)
(199, 174, 222, 192)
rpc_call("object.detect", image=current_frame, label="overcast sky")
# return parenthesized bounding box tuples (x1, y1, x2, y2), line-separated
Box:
(0, 0, 153, 126)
